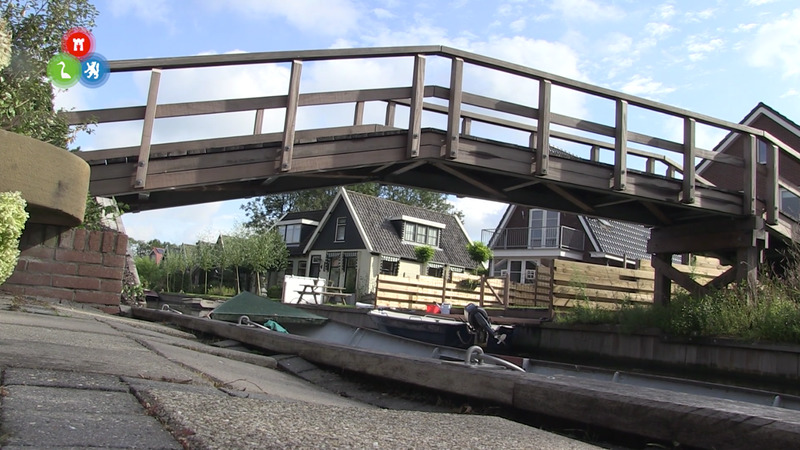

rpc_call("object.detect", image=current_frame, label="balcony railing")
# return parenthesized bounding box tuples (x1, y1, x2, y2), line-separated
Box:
(482, 226, 585, 251)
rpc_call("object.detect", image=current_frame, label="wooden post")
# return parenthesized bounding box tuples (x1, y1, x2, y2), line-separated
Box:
(408, 55, 426, 158)
(461, 117, 472, 136)
(134, 68, 161, 189)
(766, 142, 779, 225)
(440, 266, 448, 305)
(737, 244, 759, 306)
(353, 101, 364, 126)
(652, 253, 672, 306)
(614, 99, 628, 191)
(479, 275, 486, 307)
(446, 57, 463, 159)
(682, 117, 696, 204)
(385, 101, 396, 127)
(253, 109, 264, 135)
(534, 79, 552, 175)
(503, 271, 511, 309)
(281, 60, 302, 172)
(590, 145, 600, 162)
(547, 261, 555, 317)
(743, 134, 757, 215)
(646, 157, 655, 174)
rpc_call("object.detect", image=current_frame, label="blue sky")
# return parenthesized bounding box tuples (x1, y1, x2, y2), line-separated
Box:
(55, 0, 800, 245)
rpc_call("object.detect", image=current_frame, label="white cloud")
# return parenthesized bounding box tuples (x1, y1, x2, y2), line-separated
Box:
(747, 0, 775, 5)
(373, 8, 395, 19)
(618, 74, 676, 97)
(746, 9, 800, 77)
(121, 200, 243, 245)
(645, 22, 675, 38)
(448, 197, 508, 240)
(206, 0, 362, 36)
(510, 18, 526, 32)
(685, 8, 716, 22)
(107, 0, 171, 24)
(686, 37, 724, 61)
(734, 23, 757, 33)
(550, 0, 624, 21)
(654, 3, 676, 20)
(781, 89, 800, 98)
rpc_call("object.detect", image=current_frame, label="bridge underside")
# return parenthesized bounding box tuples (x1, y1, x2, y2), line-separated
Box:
(84, 126, 743, 228)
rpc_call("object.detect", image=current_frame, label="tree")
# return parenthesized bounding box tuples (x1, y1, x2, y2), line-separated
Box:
(1, 1, 98, 148)
(241, 183, 462, 231)
(193, 240, 215, 294)
(466, 241, 493, 274)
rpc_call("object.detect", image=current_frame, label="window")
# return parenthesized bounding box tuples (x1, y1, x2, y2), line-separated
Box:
(493, 259, 538, 283)
(298, 261, 307, 277)
(380, 257, 399, 276)
(529, 209, 559, 248)
(403, 222, 441, 247)
(757, 140, 768, 165)
(277, 224, 301, 244)
(427, 263, 444, 278)
(335, 217, 346, 242)
(309, 255, 321, 278)
(285, 261, 294, 276)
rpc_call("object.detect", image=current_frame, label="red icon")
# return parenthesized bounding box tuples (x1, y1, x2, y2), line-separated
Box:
(62, 27, 94, 59)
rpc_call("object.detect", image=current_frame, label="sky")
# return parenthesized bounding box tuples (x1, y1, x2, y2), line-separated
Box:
(55, 0, 800, 245)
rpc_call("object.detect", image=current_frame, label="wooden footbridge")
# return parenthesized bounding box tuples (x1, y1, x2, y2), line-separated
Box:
(64, 46, 800, 303)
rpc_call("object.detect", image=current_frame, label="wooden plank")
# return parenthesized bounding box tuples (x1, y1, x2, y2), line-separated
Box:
(253, 109, 264, 134)
(545, 184, 593, 213)
(682, 117, 696, 204)
(408, 55, 425, 158)
(135, 69, 161, 189)
(766, 142, 779, 225)
(534, 80, 552, 176)
(353, 101, 364, 126)
(280, 60, 302, 172)
(743, 134, 757, 215)
(614, 99, 628, 191)
(431, 163, 506, 199)
(446, 57, 463, 159)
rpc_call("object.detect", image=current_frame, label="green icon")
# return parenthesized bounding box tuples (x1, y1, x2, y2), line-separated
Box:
(46, 53, 81, 89)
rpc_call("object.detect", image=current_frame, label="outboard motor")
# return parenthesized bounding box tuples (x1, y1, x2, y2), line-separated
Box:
(464, 303, 507, 345)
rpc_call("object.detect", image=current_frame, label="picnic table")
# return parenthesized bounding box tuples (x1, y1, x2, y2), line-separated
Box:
(296, 284, 347, 304)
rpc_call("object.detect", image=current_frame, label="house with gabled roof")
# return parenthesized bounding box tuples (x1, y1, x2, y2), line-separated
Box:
(273, 209, 325, 279)
(298, 187, 474, 300)
(483, 205, 651, 283)
(697, 102, 800, 222)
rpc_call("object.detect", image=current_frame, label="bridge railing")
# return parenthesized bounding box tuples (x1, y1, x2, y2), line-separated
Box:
(65, 46, 800, 229)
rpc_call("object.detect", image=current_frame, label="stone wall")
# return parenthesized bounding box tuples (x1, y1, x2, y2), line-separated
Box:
(1, 223, 127, 313)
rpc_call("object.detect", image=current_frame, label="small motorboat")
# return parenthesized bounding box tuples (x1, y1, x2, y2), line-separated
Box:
(368, 307, 514, 351)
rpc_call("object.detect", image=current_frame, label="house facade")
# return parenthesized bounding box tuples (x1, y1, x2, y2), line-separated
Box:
(284, 188, 474, 300)
(697, 102, 800, 222)
(483, 205, 651, 284)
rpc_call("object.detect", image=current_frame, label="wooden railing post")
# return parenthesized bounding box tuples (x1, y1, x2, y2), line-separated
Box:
(766, 142, 779, 225)
(743, 134, 757, 215)
(280, 60, 302, 172)
(353, 101, 364, 126)
(534, 79, 551, 175)
(682, 117, 696, 204)
(446, 57, 463, 159)
(384, 101, 396, 127)
(253, 109, 264, 135)
(613, 99, 628, 191)
(408, 55, 426, 158)
(134, 68, 161, 189)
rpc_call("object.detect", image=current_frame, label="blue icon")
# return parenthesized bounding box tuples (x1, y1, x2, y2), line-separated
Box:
(79, 53, 109, 88)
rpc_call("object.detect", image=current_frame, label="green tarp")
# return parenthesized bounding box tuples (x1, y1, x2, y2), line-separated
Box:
(209, 291, 328, 325)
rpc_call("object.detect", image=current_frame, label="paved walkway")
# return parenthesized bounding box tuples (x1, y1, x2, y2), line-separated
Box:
(0, 295, 598, 449)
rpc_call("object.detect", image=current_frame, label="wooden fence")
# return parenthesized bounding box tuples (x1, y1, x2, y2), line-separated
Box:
(374, 266, 554, 311)
(374, 257, 730, 313)
(551, 257, 730, 310)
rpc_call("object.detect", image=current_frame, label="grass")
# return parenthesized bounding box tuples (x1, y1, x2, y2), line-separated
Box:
(555, 248, 800, 345)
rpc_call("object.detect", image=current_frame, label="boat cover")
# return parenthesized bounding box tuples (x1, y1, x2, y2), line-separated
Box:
(209, 291, 328, 325)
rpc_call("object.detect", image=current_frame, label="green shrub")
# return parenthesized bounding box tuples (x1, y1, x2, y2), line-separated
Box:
(0, 191, 28, 285)
(414, 245, 434, 264)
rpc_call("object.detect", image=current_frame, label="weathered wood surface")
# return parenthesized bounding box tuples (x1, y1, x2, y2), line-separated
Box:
(63, 46, 799, 246)
(552, 257, 730, 310)
(131, 307, 800, 450)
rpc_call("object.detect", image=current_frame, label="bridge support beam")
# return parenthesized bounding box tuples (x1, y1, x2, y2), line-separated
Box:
(647, 217, 766, 306)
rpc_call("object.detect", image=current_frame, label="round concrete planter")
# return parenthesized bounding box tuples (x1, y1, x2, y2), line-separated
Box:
(0, 130, 90, 226)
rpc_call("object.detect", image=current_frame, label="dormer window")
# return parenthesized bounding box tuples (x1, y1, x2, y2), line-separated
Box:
(391, 215, 446, 248)
(277, 224, 301, 244)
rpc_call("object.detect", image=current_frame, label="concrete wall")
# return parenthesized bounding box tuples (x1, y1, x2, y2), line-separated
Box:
(1, 223, 127, 313)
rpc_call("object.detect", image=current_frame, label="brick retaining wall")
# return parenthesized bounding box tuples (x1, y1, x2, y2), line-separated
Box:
(1, 224, 127, 313)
